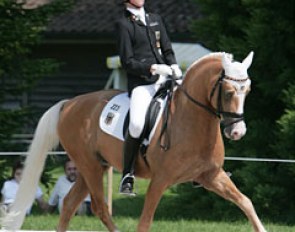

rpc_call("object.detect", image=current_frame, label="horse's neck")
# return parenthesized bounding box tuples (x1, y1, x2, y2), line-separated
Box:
(173, 91, 220, 138)
(171, 60, 223, 152)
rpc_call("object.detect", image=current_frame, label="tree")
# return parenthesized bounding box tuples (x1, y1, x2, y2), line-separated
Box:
(176, 0, 295, 221)
(0, 0, 72, 189)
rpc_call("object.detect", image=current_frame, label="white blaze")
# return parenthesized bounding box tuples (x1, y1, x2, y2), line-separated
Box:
(221, 51, 254, 140)
(225, 79, 251, 114)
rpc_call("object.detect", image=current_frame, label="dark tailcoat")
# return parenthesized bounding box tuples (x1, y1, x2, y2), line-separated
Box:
(116, 10, 177, 92)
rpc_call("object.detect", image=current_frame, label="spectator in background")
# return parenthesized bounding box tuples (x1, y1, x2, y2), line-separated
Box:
(0, 161, 47, 214)
(47, 159, 91, 215)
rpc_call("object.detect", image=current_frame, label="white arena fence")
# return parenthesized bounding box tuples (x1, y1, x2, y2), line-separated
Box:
(1, 143, 294, 215)
(0, 134, 294, 229)
(1, 151, 295, 163)
(2, 134, 295, 162)
(1, 134, 295, 204)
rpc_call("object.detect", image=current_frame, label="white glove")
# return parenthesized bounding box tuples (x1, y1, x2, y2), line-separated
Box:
(171, 64, 183, 79)
(150, 64, 172, 76)
(155, 75, 168, 85)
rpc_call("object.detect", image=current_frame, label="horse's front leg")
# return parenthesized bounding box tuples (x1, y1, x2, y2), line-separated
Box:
(137, 178, 168, 232)
(200, 169, 267, 232)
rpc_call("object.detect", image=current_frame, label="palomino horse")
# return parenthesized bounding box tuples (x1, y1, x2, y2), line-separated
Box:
(1, 52, 267, 232)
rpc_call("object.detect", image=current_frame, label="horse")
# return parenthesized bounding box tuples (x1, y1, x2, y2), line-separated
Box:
(1, 52, 267, 232)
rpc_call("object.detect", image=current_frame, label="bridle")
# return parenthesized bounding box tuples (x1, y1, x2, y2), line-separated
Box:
(177, 70, 247, 128)
(159, 70, 248, 150)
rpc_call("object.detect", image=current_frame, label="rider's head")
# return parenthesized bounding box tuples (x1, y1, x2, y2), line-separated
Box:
(124, 0, 145, 9)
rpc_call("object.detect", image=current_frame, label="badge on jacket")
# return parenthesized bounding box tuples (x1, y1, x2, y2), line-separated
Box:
(150, 22, 159, 27)
(155, 31, 161, 48)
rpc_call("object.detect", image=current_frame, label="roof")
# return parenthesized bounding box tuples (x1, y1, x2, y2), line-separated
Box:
(107, 42, 211, 70)
(46, 0, 200, 40)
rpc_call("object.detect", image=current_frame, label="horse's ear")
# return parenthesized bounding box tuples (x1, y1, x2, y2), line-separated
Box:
(221, 52, 231, 69)
(242, 51, 254, 69)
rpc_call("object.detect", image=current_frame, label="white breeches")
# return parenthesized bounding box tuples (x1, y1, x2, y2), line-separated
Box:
(129, 83, 159, 138)
(129, 75, 168, 138)
(128, 75, 182, 138)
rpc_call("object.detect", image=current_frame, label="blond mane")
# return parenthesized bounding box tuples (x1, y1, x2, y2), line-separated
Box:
(185, 52, 233, 75)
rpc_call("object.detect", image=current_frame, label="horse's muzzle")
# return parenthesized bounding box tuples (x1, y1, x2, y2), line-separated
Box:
(223, 120, 247, 140)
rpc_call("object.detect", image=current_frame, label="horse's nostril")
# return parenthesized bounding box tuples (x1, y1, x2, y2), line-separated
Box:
(232, 131, 238, 136)
(231, 131, 239, 139)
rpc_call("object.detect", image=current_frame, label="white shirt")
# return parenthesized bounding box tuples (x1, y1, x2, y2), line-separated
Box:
(127, 6, 146, 25)
(48, 175, 90, 212)
(1, 179, 43, 214)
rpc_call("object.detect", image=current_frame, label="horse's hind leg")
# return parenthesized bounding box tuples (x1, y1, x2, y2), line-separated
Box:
(58, 148, 118, 231)
(75, 156, 119, 232)
(200, 169, 267, 232)
(57, 174, 88, 232)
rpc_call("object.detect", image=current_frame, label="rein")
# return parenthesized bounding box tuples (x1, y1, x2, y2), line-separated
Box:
(177, 70, 245, 126)
(159, 70, 246, 151)
(159, 79, 175, 151)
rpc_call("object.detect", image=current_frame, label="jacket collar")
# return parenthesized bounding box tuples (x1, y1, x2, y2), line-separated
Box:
(125, 9, 147, 26)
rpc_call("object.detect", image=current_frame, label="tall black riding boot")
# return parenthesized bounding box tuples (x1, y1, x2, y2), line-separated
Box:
(119, 131, 141, 196)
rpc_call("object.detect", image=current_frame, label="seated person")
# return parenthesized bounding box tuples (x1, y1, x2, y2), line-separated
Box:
(47, 159, 91, 215)
(0, 161, 47, 214)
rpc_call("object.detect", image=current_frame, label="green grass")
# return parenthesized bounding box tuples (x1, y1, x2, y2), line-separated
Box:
(22, 215, 295, 232)
(22, 171, 295, 231)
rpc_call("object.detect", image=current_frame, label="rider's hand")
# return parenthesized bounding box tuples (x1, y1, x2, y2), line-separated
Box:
(150, 64, 173, 76)
(155, 75, 168, 85)
(171, 64, 182, 79)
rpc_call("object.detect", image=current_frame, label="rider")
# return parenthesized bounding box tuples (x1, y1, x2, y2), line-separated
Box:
(117, 0, 182, 195)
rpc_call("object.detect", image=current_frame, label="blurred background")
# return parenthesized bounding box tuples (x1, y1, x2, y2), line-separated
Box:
(0, 0, 294, 231)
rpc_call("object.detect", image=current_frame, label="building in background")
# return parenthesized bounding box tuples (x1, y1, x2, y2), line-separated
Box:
(19, 0, 202, 128)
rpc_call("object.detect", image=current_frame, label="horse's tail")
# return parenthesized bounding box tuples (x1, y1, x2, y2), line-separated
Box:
(1, 100, 68, 230)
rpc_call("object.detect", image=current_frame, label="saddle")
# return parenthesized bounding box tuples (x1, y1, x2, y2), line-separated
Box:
(125, 83, 170, 152)
(99, 82, 172, 153)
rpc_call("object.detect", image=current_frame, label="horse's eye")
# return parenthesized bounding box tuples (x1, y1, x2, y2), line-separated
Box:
(225, 91, 234, 100)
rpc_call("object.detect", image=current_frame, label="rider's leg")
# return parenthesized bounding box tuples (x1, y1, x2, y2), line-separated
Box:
(129, 84, 157, 138)
(119, 84, 157, 195)
(119, 130, 141, 196)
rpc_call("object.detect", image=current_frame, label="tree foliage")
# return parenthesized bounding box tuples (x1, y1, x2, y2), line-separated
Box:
(0, 0, 72, 189)
(176, 0, 295, 222)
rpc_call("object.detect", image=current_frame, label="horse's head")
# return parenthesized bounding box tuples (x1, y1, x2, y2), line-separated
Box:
(213, 51, 253, 140)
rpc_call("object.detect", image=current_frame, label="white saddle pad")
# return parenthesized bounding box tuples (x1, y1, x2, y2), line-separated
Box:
(99, 92, 166, 142)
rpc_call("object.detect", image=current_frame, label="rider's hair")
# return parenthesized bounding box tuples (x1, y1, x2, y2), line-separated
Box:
(10, 160, 24, 179)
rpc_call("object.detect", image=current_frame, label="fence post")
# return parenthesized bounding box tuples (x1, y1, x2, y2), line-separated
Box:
(107, 166, 113, 216)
